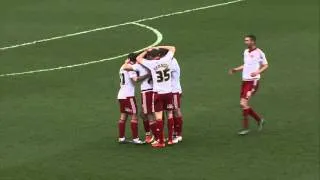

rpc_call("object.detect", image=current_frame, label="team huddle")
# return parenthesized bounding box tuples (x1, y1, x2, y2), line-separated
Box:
(117, 46, 182, 148)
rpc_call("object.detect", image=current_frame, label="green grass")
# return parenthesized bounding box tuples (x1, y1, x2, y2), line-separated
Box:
(0, 0, 318, 179)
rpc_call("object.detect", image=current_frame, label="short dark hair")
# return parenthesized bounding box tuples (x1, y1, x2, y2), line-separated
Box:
(158, 48, 169, 57)
(245, 34, 257, 42)
(127, 52, 138, 63)
(146, 49, 161, 58)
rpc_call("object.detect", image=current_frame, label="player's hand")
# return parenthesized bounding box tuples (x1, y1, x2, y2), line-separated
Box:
(228, 69, 236, 75)
(250, 72, 260, 77)
(124, 58, 130, 64)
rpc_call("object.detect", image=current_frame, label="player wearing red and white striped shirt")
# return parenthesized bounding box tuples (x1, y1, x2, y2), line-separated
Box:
(128, 52, 155, 144)
(229, 35, 269, 135)
(117, 59, 146, 144)
(136, 46, 176, 148)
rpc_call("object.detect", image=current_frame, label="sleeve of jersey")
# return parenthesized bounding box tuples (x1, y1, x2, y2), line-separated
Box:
(171, 59, 177, 72)
(128, 71, 137, 78)
(131, 64, 139, 71)
(259, 51, 268, 64)
(141, 59, 152, 68)
(163, 51, 174, 60)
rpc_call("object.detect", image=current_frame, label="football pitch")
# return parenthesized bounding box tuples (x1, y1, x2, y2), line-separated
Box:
(0, 0, 318, 179)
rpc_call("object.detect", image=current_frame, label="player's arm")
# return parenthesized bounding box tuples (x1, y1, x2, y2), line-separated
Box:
(229, 65, 244, 75)
(121, 58, 135, 71)
(251, 63, 269, 77)
(132, 73, 151, 82)
(136, 50, 148, 64)
(251, 52, 269, 77)
(155, 46, 176, 54)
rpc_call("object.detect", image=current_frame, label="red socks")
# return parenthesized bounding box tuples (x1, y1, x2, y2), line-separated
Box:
(174, 116, 183, 136)
(167, 118, 174, 141)
(130, 119, 138, 139)
(242, 108, 262, 128)
(156, 119, 164, 144)
(242, 109, 250, 129)
(118, 120, 126, 138)
(150, 121, 158, 139)
(248, 108, 261, 122)
(143, 120, 150, 133)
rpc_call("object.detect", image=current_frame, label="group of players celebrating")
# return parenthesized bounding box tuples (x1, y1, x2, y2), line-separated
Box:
(116, 34, 269, 148)
(117, 46, 182, 148)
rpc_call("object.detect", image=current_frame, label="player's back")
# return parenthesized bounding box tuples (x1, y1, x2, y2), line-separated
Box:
(117, 67, 136, 99)
(133, 64, 153, 91)
(142, 53, 173, 94)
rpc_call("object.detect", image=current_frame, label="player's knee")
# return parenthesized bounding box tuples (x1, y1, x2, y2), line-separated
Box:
(130, 118, 138, 123)
(167, 111, 174, 119)
(240, 100, 248, 109)
(176, 109, 182, 117)
(120, 113, 127, 120)
(154, 112, 163, 120)
(131, 114, 138, 119)
(118, 119, 126, 123)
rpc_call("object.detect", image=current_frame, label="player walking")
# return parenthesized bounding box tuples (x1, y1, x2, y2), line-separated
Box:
(136, 46, 176, 148)
(117, 58, 144, 144)
(229, 35, 269, 135)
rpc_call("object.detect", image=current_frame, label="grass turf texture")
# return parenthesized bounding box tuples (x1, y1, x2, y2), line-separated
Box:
(0, 0, 318, 179)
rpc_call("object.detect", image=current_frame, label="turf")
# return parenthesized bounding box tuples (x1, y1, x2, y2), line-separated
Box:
(0, 0, 318, 179)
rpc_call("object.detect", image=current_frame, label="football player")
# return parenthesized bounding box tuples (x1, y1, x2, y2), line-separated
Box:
(127, 53, 156, 144)
(135, 46, 177, 148)
(229, 35, 268, 135)
(117, 57, 147, 144)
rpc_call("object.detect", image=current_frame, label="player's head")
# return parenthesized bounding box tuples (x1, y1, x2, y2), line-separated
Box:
(147, 48, 161, 60)
(158, 48, 169, 58)
(127, 53, 138, 63)
(244, 34, 257, 48)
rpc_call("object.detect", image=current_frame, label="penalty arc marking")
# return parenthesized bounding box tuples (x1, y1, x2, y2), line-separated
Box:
(0, 22, 163, 77)
(0, 0, 245, 77)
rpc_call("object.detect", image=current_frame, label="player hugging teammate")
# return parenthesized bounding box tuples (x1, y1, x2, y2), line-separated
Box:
(117, 45, 183, 148)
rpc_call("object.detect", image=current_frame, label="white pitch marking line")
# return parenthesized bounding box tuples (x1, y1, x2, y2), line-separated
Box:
(0, 0, 245, 77)
(0, 0, 245, 51)
(0, 22, 163, 77)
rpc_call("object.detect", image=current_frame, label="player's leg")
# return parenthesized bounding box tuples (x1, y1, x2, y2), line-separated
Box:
(151, 93, 166, 148)
(166, 110, 175, 145)
(173, 108, 183, 142)
(246, 81, 264, 128)
(152, 111, 165, 147)
(140, 112, 155, 143)
(164, 93, 175, 145)
(118, 113, 128, 143)
(247, 81, 264, 130)
(239, 81, 263, 135)
(141, 91, 156, 143)
(118, 99, 128, 143)
(128, 97, 144, 144)
(173, 93, 183, 141)
(239, 97, 251, 135)
(141, 92, 151, 135)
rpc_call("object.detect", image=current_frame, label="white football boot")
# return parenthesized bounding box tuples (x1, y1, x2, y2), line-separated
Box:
(238, 129, 250, 136)
(258, 119, 265, 131)
(118, 137, 126, 144)
(132, 138, 145, 145)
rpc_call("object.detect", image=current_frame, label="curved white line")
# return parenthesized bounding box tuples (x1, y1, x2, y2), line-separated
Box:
(0, 0, 244, 51)
(0, 23, 163, 77)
